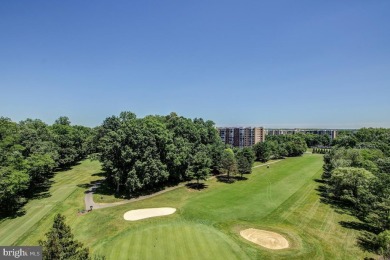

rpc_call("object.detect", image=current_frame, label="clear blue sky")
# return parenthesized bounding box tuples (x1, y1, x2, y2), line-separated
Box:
(1, 1, 389, 128)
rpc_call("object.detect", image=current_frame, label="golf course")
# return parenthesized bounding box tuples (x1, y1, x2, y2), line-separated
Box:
(0, 154, 374, 259)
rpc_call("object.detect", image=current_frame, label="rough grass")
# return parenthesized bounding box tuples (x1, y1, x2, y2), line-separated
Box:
(0, 155, 376, 259)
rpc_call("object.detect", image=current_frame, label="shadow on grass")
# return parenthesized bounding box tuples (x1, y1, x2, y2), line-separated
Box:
(55, 161, 81, 172)
(0, 202, 27, 220)
(216, 175, 235, 183)
(91, 172, 106, 177)
(314, 182, 352, 215)
(26, 179, 54, 200)
(235, 176, 248, 181)
(216, 174, 248, 183)
(357, 231, 380, 255)
(339, 221, 380, 234)
(185, 183, 208, 190)
(315, 177, 382, 255)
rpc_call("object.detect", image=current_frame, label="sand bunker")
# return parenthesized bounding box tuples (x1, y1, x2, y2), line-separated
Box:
(240, 228, 289, 249)
(123, 207, 176, 221)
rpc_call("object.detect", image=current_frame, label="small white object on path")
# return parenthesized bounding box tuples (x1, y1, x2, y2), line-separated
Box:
(252, 160, 282, 169)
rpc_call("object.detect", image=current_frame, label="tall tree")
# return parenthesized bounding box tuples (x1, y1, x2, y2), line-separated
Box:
(236, 147, 255, 178)
(39, 214, 89, 260)
(220, 148, 237, 181)
(186, 148, 211, 185)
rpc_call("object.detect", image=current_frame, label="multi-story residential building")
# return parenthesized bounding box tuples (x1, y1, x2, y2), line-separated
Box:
(266, 128, 337, 140)
(217, 127, 265, 148)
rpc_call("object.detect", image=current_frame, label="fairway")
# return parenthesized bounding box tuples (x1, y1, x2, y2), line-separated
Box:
(0, 160, 102, 246)
(0, 154, 375, 259)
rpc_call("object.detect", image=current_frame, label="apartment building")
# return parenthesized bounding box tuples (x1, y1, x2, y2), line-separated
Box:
(266, 128, 337, 140)
(217, 127, 265, 148)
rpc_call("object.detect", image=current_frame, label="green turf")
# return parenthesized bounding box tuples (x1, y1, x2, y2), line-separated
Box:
(0, 160, 102, 246)
(94, 221, 250, 260)
(0, 155, 375, 259)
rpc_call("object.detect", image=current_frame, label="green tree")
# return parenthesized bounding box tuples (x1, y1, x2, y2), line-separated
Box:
(50, 117, 78, 168)
(236, 147, 255, 178)
(377, 230, 390, 259)
(220, 148, 237, 181)
(186, 148, 211, 185)
(329, 167, 375, 214)
(253, 142, 272, 162)
(39, 214, 89, 260)
(0, 167, 29, 213)
(97, 112, 223, 195)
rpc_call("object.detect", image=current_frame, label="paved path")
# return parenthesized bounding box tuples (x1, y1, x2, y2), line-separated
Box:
(84, 160, 283, 210)
(252, 160, 282, 169)
(84, 182, 185, 210)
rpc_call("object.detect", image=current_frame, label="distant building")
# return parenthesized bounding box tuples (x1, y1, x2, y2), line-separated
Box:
(266, 128, 337, 140)
(217, 127, 265, 148)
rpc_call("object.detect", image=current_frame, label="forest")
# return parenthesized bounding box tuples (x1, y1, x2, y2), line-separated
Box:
(321, 128, 390, 258)
(0, 116, 95, 215)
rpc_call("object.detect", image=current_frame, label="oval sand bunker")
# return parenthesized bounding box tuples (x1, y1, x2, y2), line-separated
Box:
(240, 228, 289, 249)
(123, 207, 176, 221)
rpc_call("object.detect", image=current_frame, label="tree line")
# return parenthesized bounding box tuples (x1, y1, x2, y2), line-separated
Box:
(95, 112, 258, 194)
(1, 112, 314, 217)
(252, 134, 308, 162)
(0, 116, 95, 215)
(321, 128, 390, 258)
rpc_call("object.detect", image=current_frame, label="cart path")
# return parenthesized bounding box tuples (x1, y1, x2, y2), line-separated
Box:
(85, 160, 283, 210)
(84, 182, 185, 210)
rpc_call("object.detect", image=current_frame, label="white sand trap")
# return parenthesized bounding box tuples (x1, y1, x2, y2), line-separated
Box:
(240, 228, 289, 249)
(123, 207, 176, 221)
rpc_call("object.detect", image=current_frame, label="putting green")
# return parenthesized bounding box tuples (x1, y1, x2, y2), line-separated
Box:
(93, 221, 250, 260)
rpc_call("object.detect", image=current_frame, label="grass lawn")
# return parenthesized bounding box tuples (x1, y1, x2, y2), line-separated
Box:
(0, 155, 376, 259)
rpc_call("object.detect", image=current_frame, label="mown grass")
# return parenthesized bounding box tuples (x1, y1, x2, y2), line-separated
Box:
(0, 155, 375, 259)
(0, 160, 101, 246)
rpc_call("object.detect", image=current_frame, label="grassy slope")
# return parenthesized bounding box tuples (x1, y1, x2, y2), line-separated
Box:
(0, 155, 374, 259)
(0, 160, 102, 246)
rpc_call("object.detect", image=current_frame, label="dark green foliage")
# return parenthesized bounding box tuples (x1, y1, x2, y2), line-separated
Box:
(97, 112, 223, 195)
(0, 116, 93, 217)
(321, 128, 390, 255)
(253, 134, 307, 162)
(220, 148, 237, 181)
(186, 147, 212, 184)
(297, 133, 331, 147)
(377, 230, 390, 259)
(39, 214, 89, 260)
(50, 117, 94, 168)
(236, 147, 255, 178)
(0, 167, 29, 213)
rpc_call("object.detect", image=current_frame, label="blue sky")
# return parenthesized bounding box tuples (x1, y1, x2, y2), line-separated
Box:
(1, 1, 389, 128)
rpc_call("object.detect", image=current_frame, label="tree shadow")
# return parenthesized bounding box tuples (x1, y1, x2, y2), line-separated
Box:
(55, 161, 81, 172)
(91, 172, 106, 177)
(185, 183, 208, 190)
(315, 182, 353, 215)
(314, 178, 327, 184)
(339, 221, 381, 234)
(0, 203, 27, 220)
(357, 231, 380, 255)
(216, 175, 235, 183)
(26, 179, 54, 200)
(235, 176, 248, 181)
